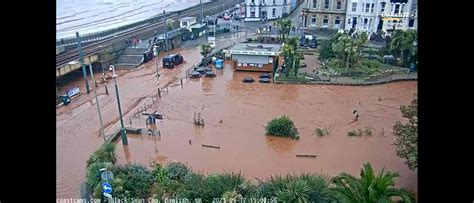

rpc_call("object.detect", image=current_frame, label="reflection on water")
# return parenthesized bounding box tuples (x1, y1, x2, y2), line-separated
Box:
(265, 136, 297, 154)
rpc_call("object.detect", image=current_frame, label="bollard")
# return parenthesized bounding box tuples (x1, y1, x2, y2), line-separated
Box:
(158, 88, 161, 98)
(105, 83, 109, 94)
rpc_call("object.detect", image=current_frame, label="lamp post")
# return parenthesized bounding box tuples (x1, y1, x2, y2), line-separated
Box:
(89, 64, 106, 142)
(109, 65, 128, 145)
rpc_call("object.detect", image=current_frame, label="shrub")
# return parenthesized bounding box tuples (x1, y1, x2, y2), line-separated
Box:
(150, 162, 168, 184)
(347, 128, 372, 137)
(87, 142, 117, 167)
(315, 128, 329, 137)
(86, 162, 113, 193)
(110, 164, 154, 199)
(205, 172, 251, 200)
(265, 116, 299, 139)
(176, 172, 210, 201)
(165, 162, 191, 182)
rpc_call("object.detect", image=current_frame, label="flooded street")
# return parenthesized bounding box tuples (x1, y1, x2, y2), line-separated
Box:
(57, 48, 417, 198)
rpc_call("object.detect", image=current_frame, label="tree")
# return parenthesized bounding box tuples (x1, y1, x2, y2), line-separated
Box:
(274, 19, 293, 41)
(332, 34, 358, 69)
(330, 163, 415, 203)
(200, 44, 213, 64)
(166, 19, 174, 31)
(390, 30, 417, 67)
(281, 37, 301, 77)
(393, 96, 418, 170)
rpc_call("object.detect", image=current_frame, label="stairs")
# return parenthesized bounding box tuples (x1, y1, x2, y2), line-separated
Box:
(114, 47, 148, 68)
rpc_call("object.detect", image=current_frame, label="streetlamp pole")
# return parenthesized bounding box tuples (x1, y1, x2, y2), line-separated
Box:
(76, 32, 90, 94)
(88, 64, 106, 142)
(109, 65, 128, 145)
(200, 0, 203, 24)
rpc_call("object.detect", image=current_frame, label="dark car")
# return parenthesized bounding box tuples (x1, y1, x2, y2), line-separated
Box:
(195, 67, 207, 74)
(204, 71, 216, 78)
(259, 73, 271, 79)
(259, 78, 271, 83)
(163, 54, 184, 68)
(190, 71, 201, 78)
(242, 76, 255, 83)
(309, 40, 317, 48)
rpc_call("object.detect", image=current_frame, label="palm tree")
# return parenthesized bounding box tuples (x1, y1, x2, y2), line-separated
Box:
(275, 179, 311, 202)
(329, 163, 415, 203)
(332, 34, 358, 69)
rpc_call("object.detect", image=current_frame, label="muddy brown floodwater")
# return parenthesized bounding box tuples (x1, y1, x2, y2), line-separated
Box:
(57, 47, 417, 198)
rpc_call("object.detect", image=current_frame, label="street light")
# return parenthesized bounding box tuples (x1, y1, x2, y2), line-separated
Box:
(89, 64, 106, 142)
(109, 65, 128, 145)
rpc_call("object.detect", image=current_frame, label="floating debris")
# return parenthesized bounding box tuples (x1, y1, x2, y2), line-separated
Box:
(202, 144, 220, 149)
(296, 154, 317, 158)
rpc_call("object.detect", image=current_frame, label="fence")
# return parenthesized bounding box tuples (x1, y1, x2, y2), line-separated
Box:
(276, 69, 417, 85)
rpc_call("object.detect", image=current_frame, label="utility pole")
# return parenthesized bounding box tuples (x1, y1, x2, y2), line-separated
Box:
(163, 10, 167, 51)
(200, 0, 203, 24)
(76, 32, 90, 94)
(88, 64, 106, 142)
(109, 65, 128, 145)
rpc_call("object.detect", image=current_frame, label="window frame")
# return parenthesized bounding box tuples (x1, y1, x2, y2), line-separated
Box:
(336, 0, 342, 10)
(324, 0, 329, 9)
(352, 2, 357, 12)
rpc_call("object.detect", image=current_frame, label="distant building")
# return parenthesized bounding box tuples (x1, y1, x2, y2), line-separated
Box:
(226, 43, 283, 73)
(302, 0, 347, 30)
(376, 0, 415, 33)
(244, 0, 297, 21)
(344, 0, 379, 34)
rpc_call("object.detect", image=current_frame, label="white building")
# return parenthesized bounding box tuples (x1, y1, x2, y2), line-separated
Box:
(377, 0, 415, 33)
(245, 0, 292, 21)
(344, 0, 416, 35)
(345, 0, 379, 34)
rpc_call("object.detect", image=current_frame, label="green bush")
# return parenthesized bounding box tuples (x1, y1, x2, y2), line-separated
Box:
(176, 172, 210, 201)
(109, 164, 154, 199)
(315, 128, 329, 137)
(265, 116, 299, 139)
(347, 128, 372, 137)
(205, 172, 252, 201)
(86, 162, 113, 193)
(87, 142, 117, 167)
(256, 174, 332, 202)
(165, 162, 191, 182)
(150, 162, 168, 184)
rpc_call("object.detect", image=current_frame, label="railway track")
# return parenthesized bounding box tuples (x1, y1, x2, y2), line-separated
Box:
(56, 0, 238, 68)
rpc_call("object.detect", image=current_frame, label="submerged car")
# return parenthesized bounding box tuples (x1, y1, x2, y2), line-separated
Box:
(204, 71, 216, 78)
(190, 71, 201, 78)
(259, 73, 271, 79)
(163, 54, 184, 68)
(259, 78, 271, 83)
(242, 76, 255, 83)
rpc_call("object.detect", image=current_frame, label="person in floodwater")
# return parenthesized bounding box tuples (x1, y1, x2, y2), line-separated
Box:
(353, 110, 360, 121)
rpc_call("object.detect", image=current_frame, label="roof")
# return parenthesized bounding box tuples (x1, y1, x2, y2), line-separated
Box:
(228, 43, 282, 56)
(164, 54, 179, 58)
(232, 55, 270, 64)
(189, 23, 206, 29)
(180, 17, 196, 22)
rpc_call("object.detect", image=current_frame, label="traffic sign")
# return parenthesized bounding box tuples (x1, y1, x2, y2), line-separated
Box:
(101, 171, 113, 181)
(102, 182, 112, 194)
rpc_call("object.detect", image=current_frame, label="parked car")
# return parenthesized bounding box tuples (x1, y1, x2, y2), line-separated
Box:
(204, 71, 216, 78)
(242, 76, 255, 83)
(190, 71, 201, 78)
(259, 78, 271, 83)
(163, 54, 184, 68)
(195, 67, 207, 74)
(259, 73, 271, 79)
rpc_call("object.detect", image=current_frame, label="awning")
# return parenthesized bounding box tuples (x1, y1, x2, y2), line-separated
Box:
(232, 55, 270, 64)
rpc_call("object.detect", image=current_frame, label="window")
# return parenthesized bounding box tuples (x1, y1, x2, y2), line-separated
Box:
(401, 4, 405, 13)
(258, 64, 263, 68)
(336, 0, 342, 9)
(311, 16, 317, 26)
(313, 0, 317, 8)
(335, 16, 341, 28)
(273, 0, 276, 4)
(380, 2, 385, 13)
(365, 3, 370, 12)
(284, 0, 287, 5)
(347, 18, 351, 24)
(251, 11, 255, 17)
(408, 19, 415, 27)
(370, 3, 374, 13)
(352, 2, 357, 12)
(323, 16, 329, 27)
(251, 0, 255, 4)
(324, 0, 329, 9)
(394, 4, 400, 14)
(369, 18, 372, 29)
(238, 63, 242, 67)
(272, 8, 276, 17)
(363, 18, 368, 29)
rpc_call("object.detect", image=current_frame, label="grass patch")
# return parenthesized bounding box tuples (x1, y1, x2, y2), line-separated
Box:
(347, 128, 372, 137)
(327, 58, 386, 78)
(315, 128, 329, 137)
(275, 73, 311, 83)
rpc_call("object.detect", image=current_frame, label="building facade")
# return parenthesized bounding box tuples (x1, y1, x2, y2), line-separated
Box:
(245, 0, 293, 21)
(302, 0, 347, 30)
(377, 0, 415, 33)
(344, 0, 379, 34)
(226, 43, 282, 73)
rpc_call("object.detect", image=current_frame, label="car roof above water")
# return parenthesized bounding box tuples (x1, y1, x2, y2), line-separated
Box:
(164, 54, 180, 59)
